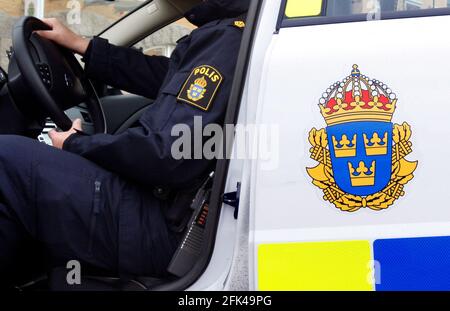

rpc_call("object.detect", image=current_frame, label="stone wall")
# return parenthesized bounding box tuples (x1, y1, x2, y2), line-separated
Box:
(0, 0, 23, 16)
(0, 9, 20, 69)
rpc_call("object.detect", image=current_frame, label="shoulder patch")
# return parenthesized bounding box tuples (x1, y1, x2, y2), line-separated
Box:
(177, 65, 223, 111)
(233, 21, 246, 29)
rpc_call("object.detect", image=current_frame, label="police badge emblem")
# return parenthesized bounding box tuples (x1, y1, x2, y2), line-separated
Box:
(307, 65, 418, 212)
(178, 65, 223, 111)
(188, 77, 208, 102)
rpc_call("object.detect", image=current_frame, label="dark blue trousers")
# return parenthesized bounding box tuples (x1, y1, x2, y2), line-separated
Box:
(0, 135, 178, 285)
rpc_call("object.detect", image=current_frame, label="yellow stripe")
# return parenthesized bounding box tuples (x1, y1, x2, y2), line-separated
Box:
(257, 240, 374, 291)
(285, 0, 323, 18)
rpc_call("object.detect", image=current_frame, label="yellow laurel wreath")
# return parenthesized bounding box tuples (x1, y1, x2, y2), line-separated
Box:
(306, 123, 418, 212)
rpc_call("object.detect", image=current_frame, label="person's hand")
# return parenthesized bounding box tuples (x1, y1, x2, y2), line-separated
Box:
(49, 119, 82, 149)
(35, 18, 90, 55)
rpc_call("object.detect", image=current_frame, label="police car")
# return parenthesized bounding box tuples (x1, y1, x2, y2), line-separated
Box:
(1, 0, 450, 291)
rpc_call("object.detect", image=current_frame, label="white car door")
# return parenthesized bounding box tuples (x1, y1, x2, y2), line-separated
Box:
(250, 0, 450, 291)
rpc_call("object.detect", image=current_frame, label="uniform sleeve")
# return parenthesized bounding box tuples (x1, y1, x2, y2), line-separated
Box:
(83, 37, 170, 99)
(64, 26, 243, 189)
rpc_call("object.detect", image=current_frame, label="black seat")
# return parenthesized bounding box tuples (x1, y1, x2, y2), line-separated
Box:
(48, 267, 170, 291)
(15, 267, 172, 291)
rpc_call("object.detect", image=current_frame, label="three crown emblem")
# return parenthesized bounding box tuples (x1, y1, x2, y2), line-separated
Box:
(306, 65, 417, 212)
(187, 76, 208, 102)
(320, 65, 396, 186)
(332, 131, 388, 185)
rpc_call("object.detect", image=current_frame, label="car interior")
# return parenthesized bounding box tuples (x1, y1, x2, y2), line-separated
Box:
(0, 0, 257, 291)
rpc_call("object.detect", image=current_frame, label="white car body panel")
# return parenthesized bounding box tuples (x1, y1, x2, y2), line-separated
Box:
(247, 6, 450, 290)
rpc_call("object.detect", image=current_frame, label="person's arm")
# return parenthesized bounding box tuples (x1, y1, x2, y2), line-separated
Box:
(54, 24, 243, 189)
(36, 18, 90, 55)
(83, 37, 169, 99)
(37, 18, 170, 99)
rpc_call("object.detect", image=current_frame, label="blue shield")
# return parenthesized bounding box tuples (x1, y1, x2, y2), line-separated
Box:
(189, 85, 204, 100)
(327, 121, 392, 196)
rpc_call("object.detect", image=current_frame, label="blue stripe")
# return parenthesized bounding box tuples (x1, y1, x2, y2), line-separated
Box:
(374, 236, 450, 291)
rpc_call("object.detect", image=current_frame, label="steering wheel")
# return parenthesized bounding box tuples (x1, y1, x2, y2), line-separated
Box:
(12, 16, 106, 133)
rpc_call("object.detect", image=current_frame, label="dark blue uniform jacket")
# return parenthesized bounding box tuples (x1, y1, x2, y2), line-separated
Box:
(63, 16, 245, 190)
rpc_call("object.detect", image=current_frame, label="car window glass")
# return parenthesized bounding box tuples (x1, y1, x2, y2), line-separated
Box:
(108, 18, 196, 95)
(285, 0, 450, 19)
(133, 18, 197, 57)
(0, 0, 149, 71)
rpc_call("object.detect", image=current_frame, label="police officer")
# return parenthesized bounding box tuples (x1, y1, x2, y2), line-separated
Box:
(0, 0, 250, 287)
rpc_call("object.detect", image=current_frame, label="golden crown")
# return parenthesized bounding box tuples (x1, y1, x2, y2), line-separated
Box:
(332, 134, 356, 158)
(349, 161, 376, 187)
(319, 65, 397, 126)
(363, 132, 388, 156)
(195, 76, 208, 88)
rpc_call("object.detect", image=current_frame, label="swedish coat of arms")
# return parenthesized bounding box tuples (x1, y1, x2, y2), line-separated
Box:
(307, 65, 418, 212)
(187, 76, 208, 102)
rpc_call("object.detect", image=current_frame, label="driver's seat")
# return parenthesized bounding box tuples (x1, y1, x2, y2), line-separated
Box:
(14, 267, 169, 291)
